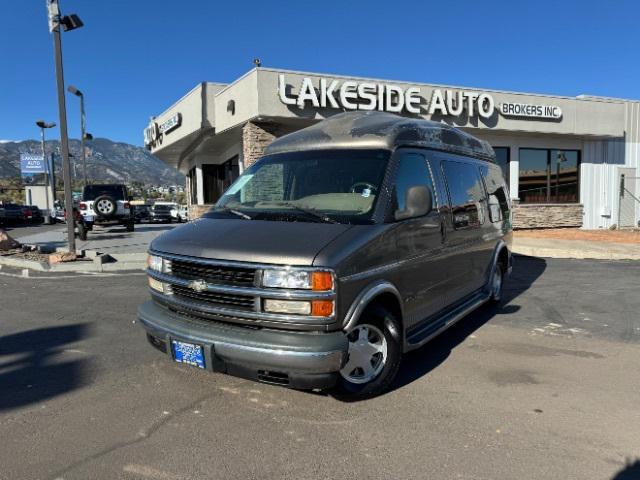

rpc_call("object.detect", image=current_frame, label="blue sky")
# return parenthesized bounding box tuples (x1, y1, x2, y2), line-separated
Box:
(1, 0, 639, 146)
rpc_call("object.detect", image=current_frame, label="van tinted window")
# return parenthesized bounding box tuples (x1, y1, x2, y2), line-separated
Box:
(394, 152, 435, 216)
(480, 164, 510, 223)
(441, 160, 487, 229)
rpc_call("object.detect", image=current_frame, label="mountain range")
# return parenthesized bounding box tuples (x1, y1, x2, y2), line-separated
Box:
(0, 138, 184, 185)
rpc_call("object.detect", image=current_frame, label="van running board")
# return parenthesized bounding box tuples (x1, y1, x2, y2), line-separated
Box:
(406, 290, 490, 348)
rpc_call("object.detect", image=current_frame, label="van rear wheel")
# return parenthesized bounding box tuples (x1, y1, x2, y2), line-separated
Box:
(333, 306, 402, 400)
(489, 260, 505, 305)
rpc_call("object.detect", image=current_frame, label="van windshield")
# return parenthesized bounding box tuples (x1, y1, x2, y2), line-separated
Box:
(211, 150, 390, 225)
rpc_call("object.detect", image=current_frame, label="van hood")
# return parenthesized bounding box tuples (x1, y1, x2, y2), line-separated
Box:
(150, 218, 352, 266)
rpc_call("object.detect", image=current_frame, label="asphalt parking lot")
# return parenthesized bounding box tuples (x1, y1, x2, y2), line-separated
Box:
(1, 256, 639, 480)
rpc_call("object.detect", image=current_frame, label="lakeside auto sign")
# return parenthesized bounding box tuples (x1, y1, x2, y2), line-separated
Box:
(277, 74, 562, 121)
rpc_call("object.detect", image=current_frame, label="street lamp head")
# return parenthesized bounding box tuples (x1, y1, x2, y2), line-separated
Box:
(84, 132, 93, 140)
(67, 85, 82, 97)
(61, 13, 83, 32)
(36, 120, 57, 129)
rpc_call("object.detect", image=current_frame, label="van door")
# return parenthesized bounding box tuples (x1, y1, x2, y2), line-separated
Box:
(437, 155, 490, 303)
(392, 150, 448, 330)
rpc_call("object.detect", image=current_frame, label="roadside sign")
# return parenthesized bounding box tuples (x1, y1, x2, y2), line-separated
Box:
(20, 154, 47, 185)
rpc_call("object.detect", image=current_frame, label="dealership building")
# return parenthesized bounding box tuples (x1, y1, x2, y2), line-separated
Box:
(144, 67, 640, 229)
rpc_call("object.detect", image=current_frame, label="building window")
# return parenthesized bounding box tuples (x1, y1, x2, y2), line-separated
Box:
(519, 148, 580, 203)
(202, 156, 240, 204)
(493, 147, 510, 181)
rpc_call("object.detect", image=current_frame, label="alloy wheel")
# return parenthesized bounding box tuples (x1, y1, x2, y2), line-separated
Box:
(340, 324, 388, 384)
(492, 267, 503, 301)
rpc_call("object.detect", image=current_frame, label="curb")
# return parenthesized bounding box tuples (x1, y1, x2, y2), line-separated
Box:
(512, 245, 640, 261)
(0, 253, 147, 273)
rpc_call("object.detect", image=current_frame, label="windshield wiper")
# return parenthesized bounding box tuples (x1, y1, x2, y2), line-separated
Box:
(281, 202, 338, 224)
(215, 206, 252, 220)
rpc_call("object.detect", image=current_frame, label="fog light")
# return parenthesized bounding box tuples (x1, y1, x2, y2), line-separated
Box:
(148, 277, 172, 294)
(311, 300, 334, 317)
(148, 277, 164, 292)
(263, 299, 311, 315)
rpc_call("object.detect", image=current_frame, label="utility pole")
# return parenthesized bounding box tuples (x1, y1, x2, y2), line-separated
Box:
(36, 120, 56, 224)
(46, 0, 83, 253)
(68, 85, 88, 185)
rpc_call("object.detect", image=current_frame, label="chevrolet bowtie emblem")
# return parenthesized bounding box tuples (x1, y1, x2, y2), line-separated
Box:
(187, 279, 208, 292)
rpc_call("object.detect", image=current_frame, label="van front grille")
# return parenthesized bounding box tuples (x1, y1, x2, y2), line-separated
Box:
(172, 285, 255, 311)
(170, 260, 257, 287)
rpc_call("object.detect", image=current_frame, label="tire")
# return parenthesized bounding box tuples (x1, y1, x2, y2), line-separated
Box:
(488, 260, 505, 305)
(93, 195, 117, 219)
(333, 306, 402, 400)
(77, 222, 88, 241)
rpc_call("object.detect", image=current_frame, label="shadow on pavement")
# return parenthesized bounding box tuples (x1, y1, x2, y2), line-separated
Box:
(0, 323, 92, 411)
(611, 460, 640, 480)
(388, 254, 547, 394)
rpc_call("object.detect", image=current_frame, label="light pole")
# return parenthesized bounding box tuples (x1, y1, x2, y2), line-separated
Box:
(67, 85, 87, 185)
(35, 120, 56, 224)
(46, 0, 83, 254)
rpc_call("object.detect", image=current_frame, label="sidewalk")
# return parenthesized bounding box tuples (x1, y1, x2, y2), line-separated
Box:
(1, 223, 176, 272)
(513, 229, 640, 260)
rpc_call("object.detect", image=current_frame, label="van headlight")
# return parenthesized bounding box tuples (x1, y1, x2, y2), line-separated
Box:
(147, 254, 171, 273)
(262, 269, 333, 290)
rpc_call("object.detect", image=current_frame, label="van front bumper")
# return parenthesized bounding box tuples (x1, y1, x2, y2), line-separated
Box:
(137, 300, 348, 389)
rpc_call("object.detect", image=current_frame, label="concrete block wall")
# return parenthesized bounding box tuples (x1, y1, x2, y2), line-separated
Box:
(512, 203, 583, 229)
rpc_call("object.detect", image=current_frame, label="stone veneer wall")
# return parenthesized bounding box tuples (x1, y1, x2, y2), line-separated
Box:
(188, 204, 213, 220)
(242, 121, 286, 168)
(512, 203, 584, 229)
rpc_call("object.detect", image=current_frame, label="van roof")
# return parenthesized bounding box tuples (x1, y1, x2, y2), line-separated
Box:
(264, 111, 495, 162)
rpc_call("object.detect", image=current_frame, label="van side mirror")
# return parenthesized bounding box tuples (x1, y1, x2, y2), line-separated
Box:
(395, 185, 432, 221)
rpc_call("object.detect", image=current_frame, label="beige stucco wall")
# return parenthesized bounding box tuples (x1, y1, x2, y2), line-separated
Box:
(149, 67, 627, 166)
(214, 71, 260, 134)
(148, 82, 226, 157)
(254, 69, 625, 137)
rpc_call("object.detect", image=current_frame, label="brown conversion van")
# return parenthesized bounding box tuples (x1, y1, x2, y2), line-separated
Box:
(139, 111, 512, 399)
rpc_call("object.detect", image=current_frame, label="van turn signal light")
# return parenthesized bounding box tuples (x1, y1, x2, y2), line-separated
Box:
(311, 271, 333, 291)
(311, 300, 334, 317)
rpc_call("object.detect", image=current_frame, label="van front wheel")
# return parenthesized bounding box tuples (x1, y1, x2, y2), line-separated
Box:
(334, 306, 402, 400)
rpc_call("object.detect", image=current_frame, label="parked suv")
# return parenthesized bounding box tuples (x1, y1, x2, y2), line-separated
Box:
(78, 184, 134, 240)
(138, 112, 513, 399)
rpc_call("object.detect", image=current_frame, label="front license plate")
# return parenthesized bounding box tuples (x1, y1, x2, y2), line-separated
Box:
(171, 340, 205, 369)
